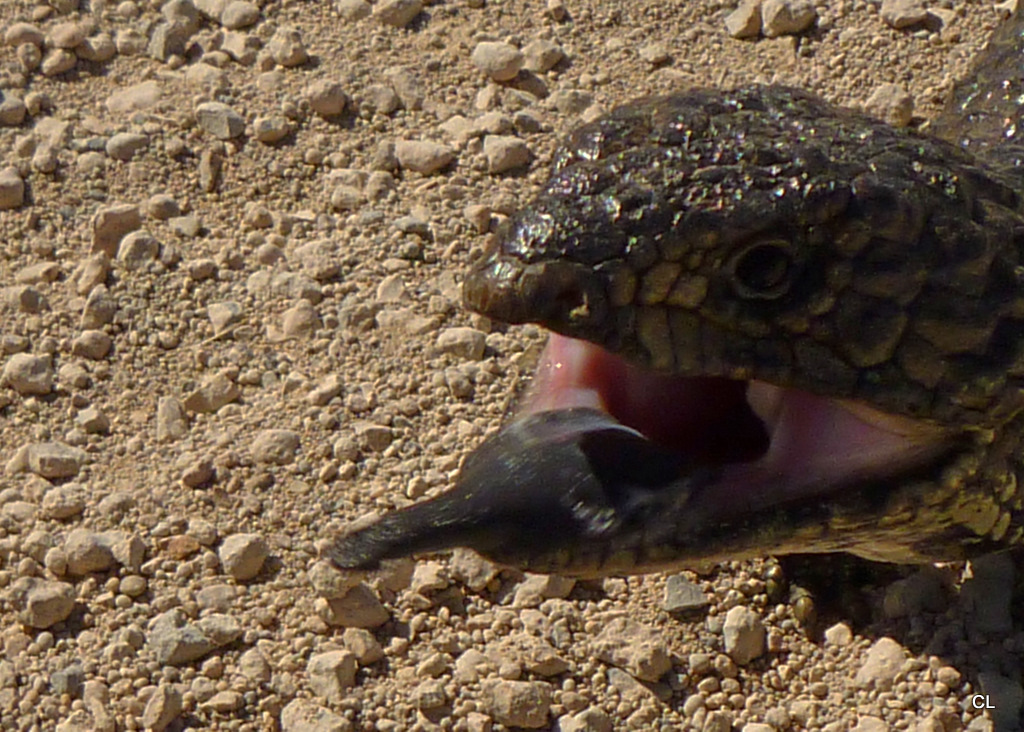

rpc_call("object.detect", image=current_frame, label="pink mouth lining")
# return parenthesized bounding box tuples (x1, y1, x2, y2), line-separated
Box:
(521, 334, 952, 516)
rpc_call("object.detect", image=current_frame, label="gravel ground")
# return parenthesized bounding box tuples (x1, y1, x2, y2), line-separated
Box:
(0, 0, 1021, 730)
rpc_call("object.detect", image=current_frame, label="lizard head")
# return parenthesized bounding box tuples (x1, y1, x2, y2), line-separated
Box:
(328, 86, 1024, 578)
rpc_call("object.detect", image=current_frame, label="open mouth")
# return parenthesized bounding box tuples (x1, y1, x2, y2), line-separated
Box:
(326, 329, 962, 578)
(524, 334, 954, 525)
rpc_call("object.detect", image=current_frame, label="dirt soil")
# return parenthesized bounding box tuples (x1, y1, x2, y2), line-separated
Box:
(0, 0, 1020, 730)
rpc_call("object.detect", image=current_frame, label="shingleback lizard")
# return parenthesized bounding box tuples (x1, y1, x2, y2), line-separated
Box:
(328, 8, 1024, 578)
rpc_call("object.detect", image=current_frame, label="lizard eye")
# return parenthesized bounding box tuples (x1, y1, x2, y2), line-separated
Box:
(729, 241, 794, 300)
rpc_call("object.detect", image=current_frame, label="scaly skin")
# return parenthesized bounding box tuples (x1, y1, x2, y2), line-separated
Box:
(464, 85, 1024, 427)
(329, 9, 1024, 577)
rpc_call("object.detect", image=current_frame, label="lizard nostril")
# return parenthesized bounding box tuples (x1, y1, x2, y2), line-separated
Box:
(553, 280, 587, 317)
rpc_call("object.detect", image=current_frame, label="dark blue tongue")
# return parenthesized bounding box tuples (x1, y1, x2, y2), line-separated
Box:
(325, 408, 700, 571)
